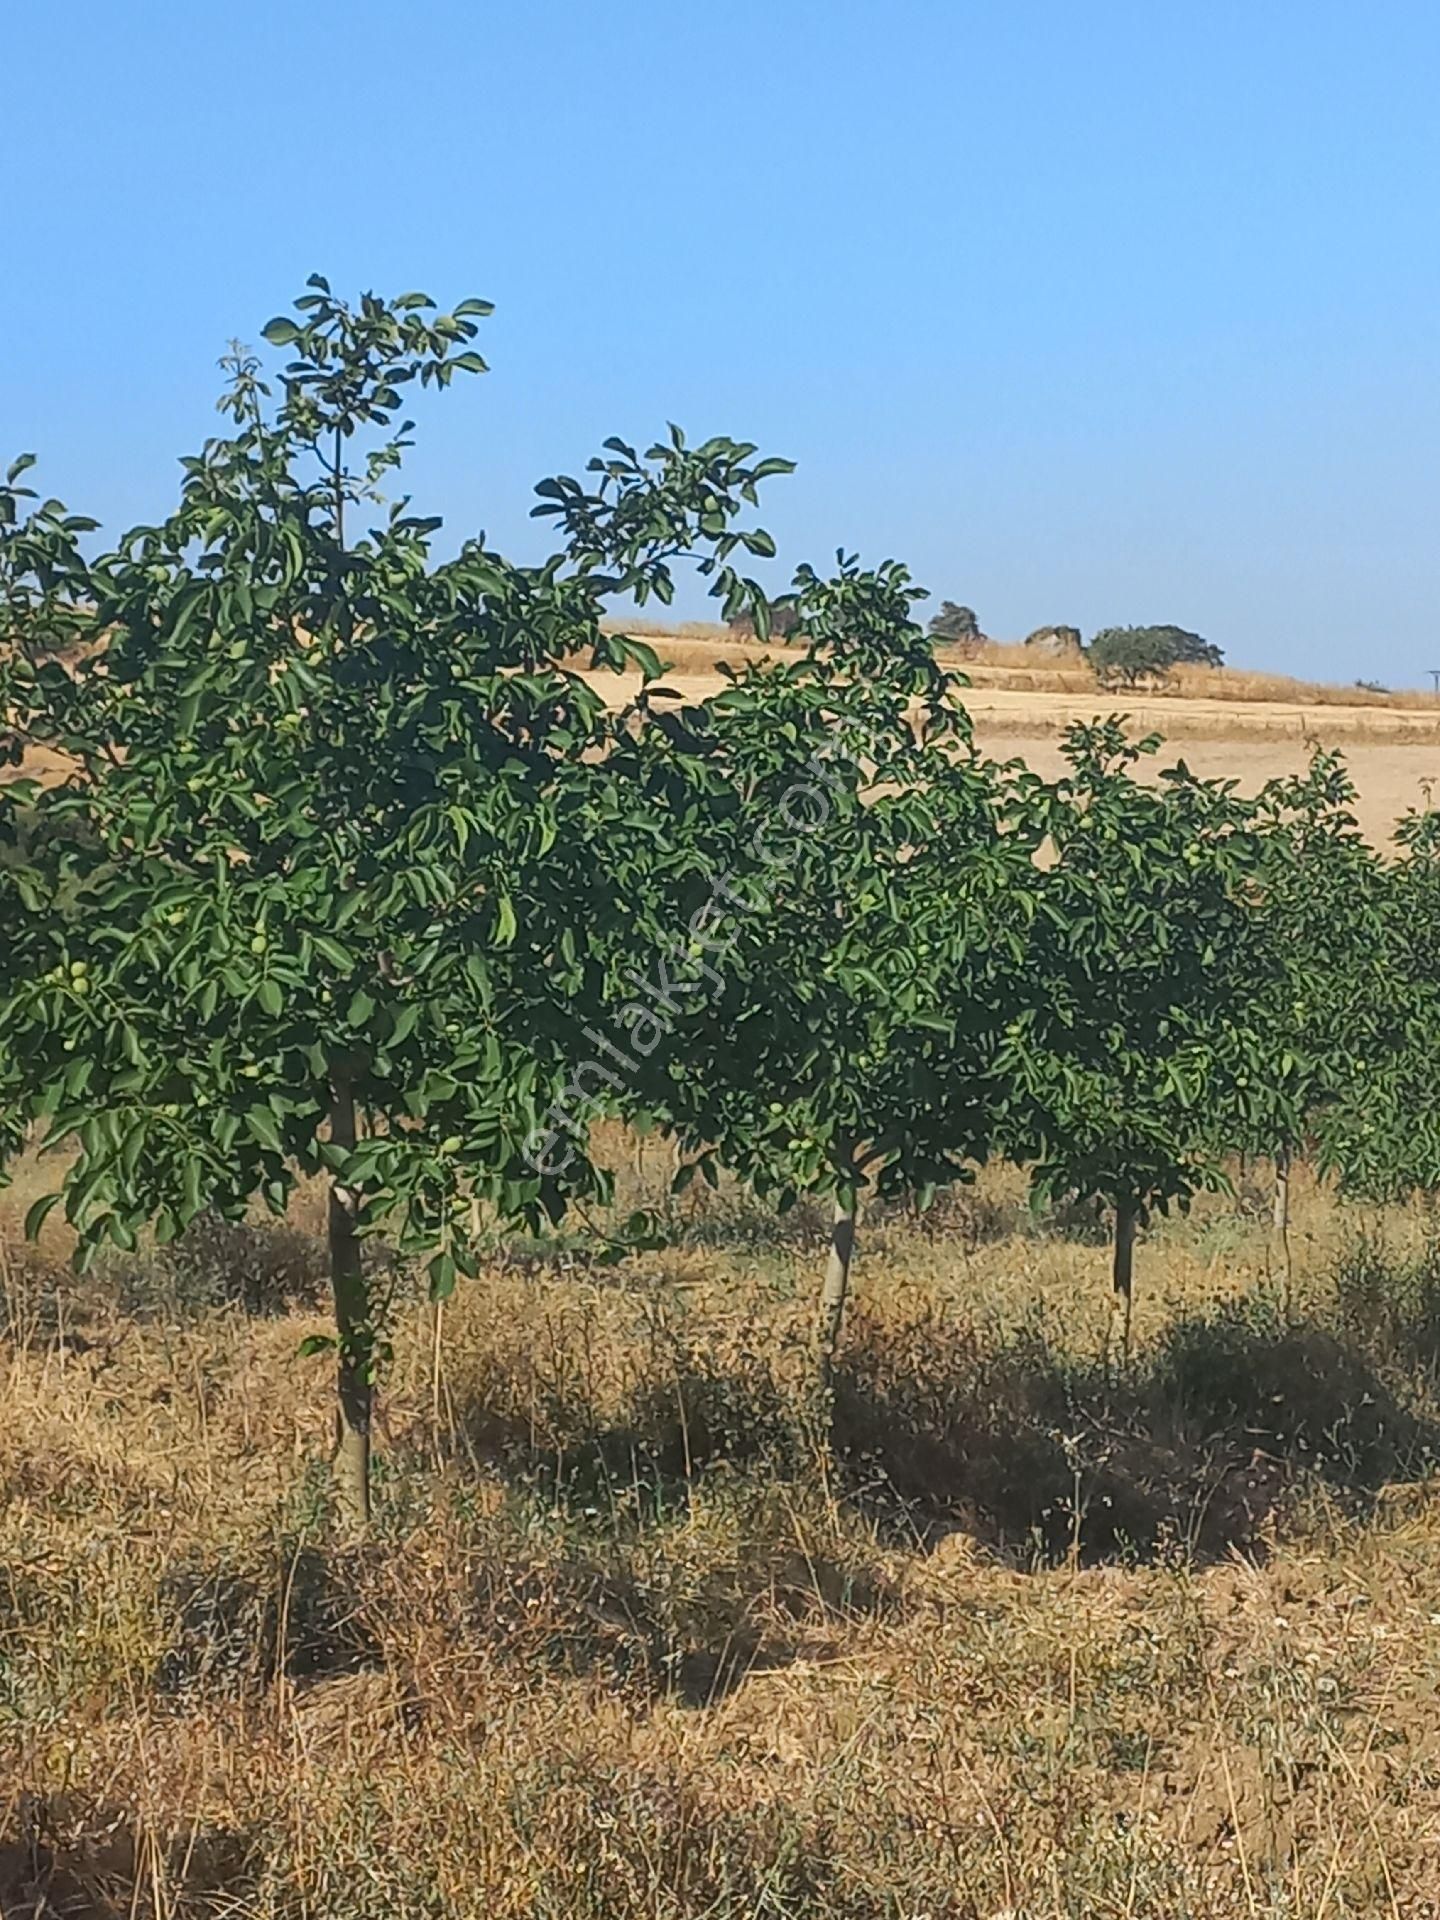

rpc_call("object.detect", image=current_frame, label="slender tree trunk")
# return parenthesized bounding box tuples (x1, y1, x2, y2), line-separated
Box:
(327, 1073, 371, 1528)
(665, 1134, 685, 1226)
(1108, 1199, 1138, 1366)
(1274, 1145, 1293, 1306)
(817, 1190, 859, 1383)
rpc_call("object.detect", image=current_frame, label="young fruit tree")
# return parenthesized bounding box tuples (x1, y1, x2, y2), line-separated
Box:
(1007, 719, 1274, 1359)
(1315, 805, 1440, 1203)
(1217, 750, 1389, 1285)
(1, 280, 791, 1525)
(589, 556, 1040, 1389)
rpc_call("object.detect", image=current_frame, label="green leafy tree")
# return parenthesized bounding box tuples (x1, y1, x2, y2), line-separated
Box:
(1315, 807, 1440, 1203)
(590, 557, 1039, 1385)
(1007, 720, 1270, 1357)
(0, 458, 105, 1186)
(1216, 751, 1389, 1283)
(1089, 624, 1222, 687)
(3, 280, 790, 1525)
(1158, 625, 1223, 668)
(1087, 627, 1171, 688)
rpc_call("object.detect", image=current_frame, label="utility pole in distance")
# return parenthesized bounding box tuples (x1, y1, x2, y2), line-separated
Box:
(1429, 669, 1440, 694)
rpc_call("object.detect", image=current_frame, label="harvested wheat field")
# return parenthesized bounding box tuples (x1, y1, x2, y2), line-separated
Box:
(4, 1152, 1440, 1918)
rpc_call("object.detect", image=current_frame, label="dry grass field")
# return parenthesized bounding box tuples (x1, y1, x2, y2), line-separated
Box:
(5, 1146, 1440, 1917)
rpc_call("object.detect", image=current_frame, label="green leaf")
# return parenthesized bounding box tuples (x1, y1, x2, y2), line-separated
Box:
(245, 1107, 284, 1153)
(389, 1005, 420, 1045)
(22, 1192, 61, 1242)
(312, 935, 356, 971)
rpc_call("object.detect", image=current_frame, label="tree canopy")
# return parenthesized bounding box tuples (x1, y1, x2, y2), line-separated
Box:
(1089, 624, 1223, 685)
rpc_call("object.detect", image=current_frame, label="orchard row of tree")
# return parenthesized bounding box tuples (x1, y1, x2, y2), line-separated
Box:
(0, 282, 1434, 1524)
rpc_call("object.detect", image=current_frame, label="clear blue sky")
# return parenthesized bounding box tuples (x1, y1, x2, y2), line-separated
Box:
(4, 1, 1438, 684)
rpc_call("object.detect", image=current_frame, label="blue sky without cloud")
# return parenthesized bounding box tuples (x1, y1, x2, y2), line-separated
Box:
(3, 0, 1437, 684)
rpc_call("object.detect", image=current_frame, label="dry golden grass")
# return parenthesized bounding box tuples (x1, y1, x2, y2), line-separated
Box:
(4, 1153, 1440, 1916)
(1169, 662, 1440, 712)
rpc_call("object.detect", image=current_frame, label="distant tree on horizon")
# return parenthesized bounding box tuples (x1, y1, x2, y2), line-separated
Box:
(1089, 624, 1222, 687)
(928, 601, 984, 645)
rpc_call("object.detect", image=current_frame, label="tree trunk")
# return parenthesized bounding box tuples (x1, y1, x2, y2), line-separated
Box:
(1274, 1145, 1293, 1305)
(1108, 1199, 1138, 1366)
(817, 1190, 859, 1383)
(327, 1073, 371, 1529)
